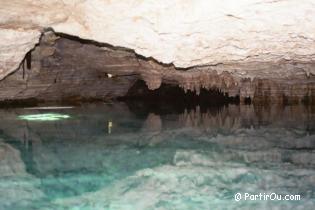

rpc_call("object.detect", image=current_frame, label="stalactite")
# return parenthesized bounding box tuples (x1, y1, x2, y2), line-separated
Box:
(142, 74, 162, 90)
(26, 51, 32, 69)
(22, 59, 25, 79)
(1, 32, 315, 104)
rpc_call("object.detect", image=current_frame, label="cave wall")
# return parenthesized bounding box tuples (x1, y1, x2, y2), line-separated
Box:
(1, 0, 315, 80)
(0, 32, 315, 104)
(1, 1, 315, 104)
(0, 32, 138, 102)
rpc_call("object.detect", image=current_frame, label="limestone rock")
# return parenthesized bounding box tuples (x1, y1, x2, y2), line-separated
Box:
(0, 33, 138, 101)
(1, 0, 315, 80)
(0, 32, 314, 104)
(0, 29, 41, 80)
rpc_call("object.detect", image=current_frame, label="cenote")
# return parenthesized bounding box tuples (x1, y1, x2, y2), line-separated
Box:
(1, 5, 315, 209)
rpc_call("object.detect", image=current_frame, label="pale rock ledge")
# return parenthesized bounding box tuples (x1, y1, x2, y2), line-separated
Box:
(1, 0, 315, 79)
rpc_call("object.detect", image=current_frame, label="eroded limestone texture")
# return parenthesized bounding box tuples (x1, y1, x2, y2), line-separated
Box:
(1, 0, 315, 72)
(0, 32, 315, 104)
(0, 32, 138, 102)
(1, 1, 315, 103)
(0, 29, 41, 80)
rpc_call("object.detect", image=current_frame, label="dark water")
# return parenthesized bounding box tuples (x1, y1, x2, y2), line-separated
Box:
(0, 103, 315, 210)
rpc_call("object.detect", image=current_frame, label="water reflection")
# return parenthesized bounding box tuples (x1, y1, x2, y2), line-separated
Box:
(0, 103, 314, 209)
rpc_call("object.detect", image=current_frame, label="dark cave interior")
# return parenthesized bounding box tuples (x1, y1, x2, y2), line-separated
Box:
(0, 31, 314, 109)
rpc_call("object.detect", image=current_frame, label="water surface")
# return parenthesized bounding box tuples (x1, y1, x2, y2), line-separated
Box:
(0, 103, 315, 210)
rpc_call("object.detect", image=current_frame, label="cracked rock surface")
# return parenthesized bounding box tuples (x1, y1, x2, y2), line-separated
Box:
(0, 32, 314, 104)
(1, 1, 315, 73)
(0, 0, 315, 103)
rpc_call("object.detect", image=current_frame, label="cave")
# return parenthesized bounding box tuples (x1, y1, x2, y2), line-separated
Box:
(1, 1, 315, 210)
(0, 31, 315, 107)
(119, 80, 240, 116)
(0, 31, 244, 107)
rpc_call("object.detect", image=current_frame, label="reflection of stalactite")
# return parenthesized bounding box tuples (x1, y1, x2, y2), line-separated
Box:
(142, 113, 162, 132)
(175, 104, 315, 132)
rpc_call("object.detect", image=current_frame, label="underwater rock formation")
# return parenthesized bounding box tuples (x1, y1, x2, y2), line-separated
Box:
(0, 103, 315, 209)
(0, 141, 44, 209)
(0, 103, 314, 209)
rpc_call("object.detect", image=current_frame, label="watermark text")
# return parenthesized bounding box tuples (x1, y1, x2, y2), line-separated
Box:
(234, 192, 301, 202)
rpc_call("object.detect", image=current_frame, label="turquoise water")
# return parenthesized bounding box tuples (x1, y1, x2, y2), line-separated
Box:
(0, 103, 315, 210)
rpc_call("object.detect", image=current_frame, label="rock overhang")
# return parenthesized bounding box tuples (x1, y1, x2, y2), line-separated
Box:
(0, 0, 315, 103)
